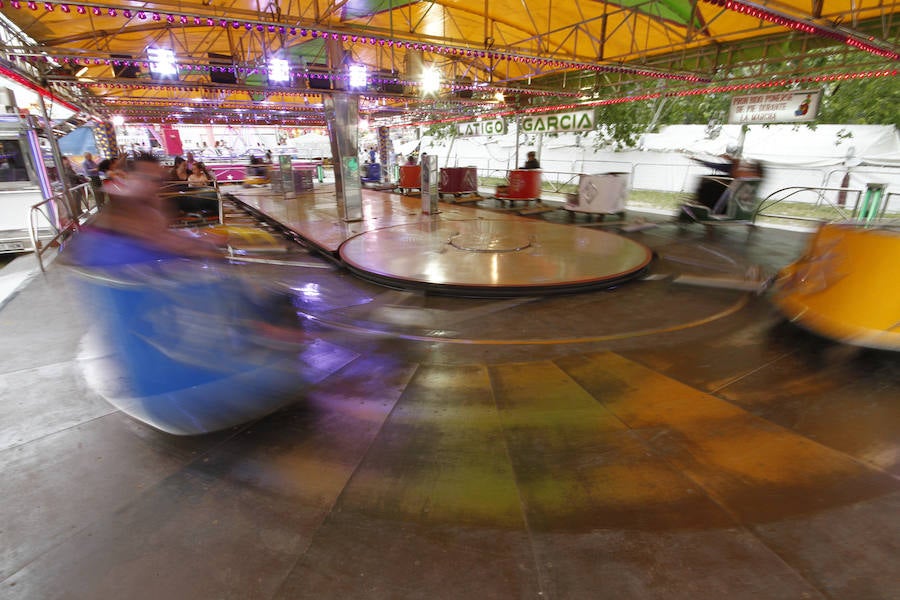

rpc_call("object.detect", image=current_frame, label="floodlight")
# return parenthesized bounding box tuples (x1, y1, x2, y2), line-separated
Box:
(348, 64, 368, 89)
(269, 58, 290, 83)
(148, 48, 177, 78)
(421, 66, 441, 95)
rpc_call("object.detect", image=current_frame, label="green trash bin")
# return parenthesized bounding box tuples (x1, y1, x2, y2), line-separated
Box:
(856, 183, 886, 225)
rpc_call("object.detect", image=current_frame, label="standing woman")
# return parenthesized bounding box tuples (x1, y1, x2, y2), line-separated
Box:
(81, 151, 101, 188)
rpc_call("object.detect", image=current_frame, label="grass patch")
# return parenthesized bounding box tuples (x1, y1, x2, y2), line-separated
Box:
(627, 188, 899, 225)
(475, 181, 898, 225)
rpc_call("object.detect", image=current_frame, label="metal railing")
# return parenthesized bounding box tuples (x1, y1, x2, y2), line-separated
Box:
(158, 181, 225, 226)
(27, 183, 101, 272)
(69, 182, 101, 216)
(29, 193, 76, 273)
(475, 169, 581, 199)
(752, 185, 893, 224)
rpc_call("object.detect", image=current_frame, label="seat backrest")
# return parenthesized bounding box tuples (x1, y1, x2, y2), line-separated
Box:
(726, 178, 762, 219)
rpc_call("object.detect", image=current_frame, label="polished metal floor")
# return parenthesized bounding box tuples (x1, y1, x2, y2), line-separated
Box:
(339, 218, 652, 294)
(1, 191, 898, 599)
(231, 187, 652, 294)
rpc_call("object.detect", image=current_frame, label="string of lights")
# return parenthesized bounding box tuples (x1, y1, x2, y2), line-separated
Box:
(0, 0, 709, 82)
(700, 0, 899, 60)
(16, 56, 582, 98)
(406, 69, 899, 127)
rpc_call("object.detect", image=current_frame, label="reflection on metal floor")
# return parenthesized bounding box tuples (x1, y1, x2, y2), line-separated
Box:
(1, 193, 899, 599)
(229, 187, 652, 295)
(339, 219, 652, 294)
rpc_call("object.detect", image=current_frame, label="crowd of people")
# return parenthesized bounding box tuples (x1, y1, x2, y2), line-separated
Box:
(62, 150, 217, 194)
(56, 149, 225, 224)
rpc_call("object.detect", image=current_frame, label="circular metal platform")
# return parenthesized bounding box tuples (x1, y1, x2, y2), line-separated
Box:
(338, 218, 653, 296)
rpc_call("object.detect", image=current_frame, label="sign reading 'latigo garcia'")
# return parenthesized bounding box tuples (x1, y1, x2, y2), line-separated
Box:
(456, 119, 508, 136)
(520, 109, 596, 133)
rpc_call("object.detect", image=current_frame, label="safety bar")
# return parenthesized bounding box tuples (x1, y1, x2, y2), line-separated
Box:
(475, 169, 582, 197)
(753, 186, 865, 224)
(69, 182, 100, 215)
(28, 191, 78, 273)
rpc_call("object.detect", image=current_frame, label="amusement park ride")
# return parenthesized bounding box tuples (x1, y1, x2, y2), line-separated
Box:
(0, 0, 897, 434)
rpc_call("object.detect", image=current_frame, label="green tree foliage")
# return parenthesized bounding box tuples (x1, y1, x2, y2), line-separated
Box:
(816, 75, 900, 126)
(590, 92, 732, 150)
(661, 93, 732, 126)
(588, 74, 898, 150)
(590, 99, 655, 150)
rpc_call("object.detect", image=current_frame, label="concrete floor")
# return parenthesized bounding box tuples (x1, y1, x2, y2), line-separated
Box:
(1, 190, 898, 599)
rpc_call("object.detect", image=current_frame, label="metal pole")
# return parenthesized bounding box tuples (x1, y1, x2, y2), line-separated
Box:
(514, 114, 521, 170)
(36, 90, 76, 226)
(324, 93, 363, 221)
(421, 153, 438, 214)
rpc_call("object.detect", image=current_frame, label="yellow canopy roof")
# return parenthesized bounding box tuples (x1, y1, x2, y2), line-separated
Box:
(1, 0, 896, 124)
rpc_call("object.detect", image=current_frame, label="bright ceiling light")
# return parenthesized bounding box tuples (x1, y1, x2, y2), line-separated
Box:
(348, 64, 368, 89)
(494, 91, 505, 102)
(148, 48, 177, 77)
(421, 66, 441, 95)
(269, 58, 290, 83)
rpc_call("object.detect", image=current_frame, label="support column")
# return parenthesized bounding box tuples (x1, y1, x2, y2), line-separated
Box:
(421, 153, 438, 214)
(93, 120, 118, 160)
(324, 93, 363, 222)
(36, 92, 74, 224)
(377, 125, 391, 182)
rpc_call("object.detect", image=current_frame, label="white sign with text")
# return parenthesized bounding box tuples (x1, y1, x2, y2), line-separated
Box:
(455, 119, 508, 137)
(728, 89, 822, 124)
(520, 109, 596, 133)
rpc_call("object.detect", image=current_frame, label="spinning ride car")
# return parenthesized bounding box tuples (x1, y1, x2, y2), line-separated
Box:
(679, 159, 764, 224)
(770, 221, 900, 351)
(243, 157, 270, 187)
(398, 164, 421, 194)
(439, 167, 478, 197)
(495, 169, 541, 204)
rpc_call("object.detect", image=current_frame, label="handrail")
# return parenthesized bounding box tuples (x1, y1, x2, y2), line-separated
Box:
(887, 192, 899, 216)
(28, 191, 78, 273)
(158, 182, 225, 226)
(753, 186, 864, 223)
(475, 169, 583, 197)
(69, 182, 100, 216)
(27, 183, 103, 272)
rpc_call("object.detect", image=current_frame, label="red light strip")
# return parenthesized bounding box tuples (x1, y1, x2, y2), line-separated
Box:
(700, 0, 899, 60)
(0, 64, 81, 112)
(1, 0, 708, 82)
(408, 69, 898, 127)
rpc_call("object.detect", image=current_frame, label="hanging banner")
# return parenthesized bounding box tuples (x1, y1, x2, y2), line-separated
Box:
(728, 89, 822, 124)
(455, 118, 508, 137)
(520, 109, 596, 133)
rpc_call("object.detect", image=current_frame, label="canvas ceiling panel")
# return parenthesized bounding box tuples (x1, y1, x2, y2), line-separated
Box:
(4, 0, 895, 59)
(287, 39, 328, 63)
(340, 0, 420, 21)
(340, 1, 478, 41)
